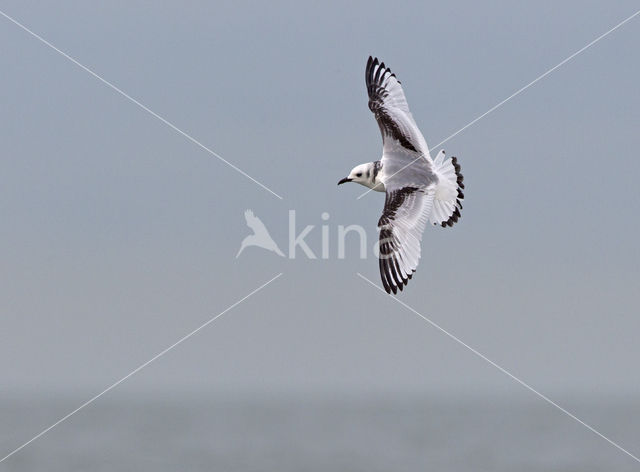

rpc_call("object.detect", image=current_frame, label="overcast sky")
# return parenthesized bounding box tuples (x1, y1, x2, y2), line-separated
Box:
(1, 0, 639, 401)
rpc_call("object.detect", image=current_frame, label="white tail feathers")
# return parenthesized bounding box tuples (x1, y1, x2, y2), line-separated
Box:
(429, 150, 464, 227)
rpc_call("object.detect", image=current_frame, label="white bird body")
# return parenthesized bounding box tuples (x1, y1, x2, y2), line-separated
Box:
(338, 57, 465, 294)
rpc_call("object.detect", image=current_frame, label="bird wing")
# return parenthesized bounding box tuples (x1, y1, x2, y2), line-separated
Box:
(366, 57, 436, 191)
(366, 57, 433, 160)
(377, 185, 435, 294)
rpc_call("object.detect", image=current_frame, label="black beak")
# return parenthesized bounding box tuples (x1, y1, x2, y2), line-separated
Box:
(337, 177, 352, 186)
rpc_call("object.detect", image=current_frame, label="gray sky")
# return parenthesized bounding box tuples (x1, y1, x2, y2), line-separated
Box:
(1, 0, 639, 400)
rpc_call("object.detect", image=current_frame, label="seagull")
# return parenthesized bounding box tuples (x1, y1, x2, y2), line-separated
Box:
(338, 57, 464, 294)
(236, 209, 285, 258)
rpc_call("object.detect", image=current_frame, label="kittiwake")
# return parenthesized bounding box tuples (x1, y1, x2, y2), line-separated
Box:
(338, 56, 464, 294)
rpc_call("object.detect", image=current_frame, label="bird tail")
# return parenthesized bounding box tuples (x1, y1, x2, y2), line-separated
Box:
(429, 150, 464, 227)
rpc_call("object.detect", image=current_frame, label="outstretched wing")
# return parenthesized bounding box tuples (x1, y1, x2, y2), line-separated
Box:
(378, 186, 434, 294)
(366, 57, 436, 190)
(366, 56, 431, 159)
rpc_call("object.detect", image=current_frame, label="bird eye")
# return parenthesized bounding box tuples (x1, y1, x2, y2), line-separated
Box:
(356, 172, 362, 177)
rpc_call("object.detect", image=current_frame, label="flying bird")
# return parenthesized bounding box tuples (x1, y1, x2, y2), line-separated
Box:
(236, 209, 285, 258)
(338, 57, 464, 294)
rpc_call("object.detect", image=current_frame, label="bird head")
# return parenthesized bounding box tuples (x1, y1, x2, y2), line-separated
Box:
(338, 163, 373, 187)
